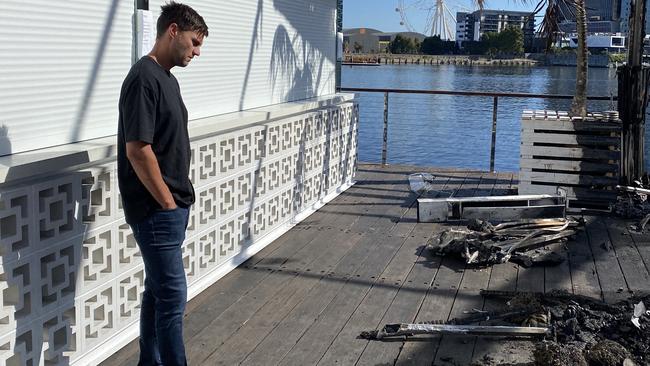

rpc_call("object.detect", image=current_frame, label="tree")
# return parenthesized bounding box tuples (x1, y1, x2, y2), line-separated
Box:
(353, 41, 362, 53)
(388, 34, 419, 54)
(570, 0, 587, 117)
(412, 38, 421, 54)
(499, 26, 525, 55)
(420, 35, 457, 55)
(474, 0, 588, 117)
(481, 32, 499, 56)
(476, 26, 525, 56)
(463, 40, 488, 55)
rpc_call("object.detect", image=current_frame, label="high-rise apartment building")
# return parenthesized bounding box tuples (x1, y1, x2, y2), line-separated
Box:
(559, 0, 621, 21)
(455, 9, 535, 47)
(558, 0, 622, 33)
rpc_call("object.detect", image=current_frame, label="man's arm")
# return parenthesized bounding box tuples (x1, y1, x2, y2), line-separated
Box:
(126, 141, 177, 210)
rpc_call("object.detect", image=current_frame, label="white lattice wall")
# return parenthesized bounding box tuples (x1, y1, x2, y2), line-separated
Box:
(0, 101, 358, 365)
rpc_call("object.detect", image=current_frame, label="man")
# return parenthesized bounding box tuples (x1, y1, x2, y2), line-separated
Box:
(117, 2, 207, 365)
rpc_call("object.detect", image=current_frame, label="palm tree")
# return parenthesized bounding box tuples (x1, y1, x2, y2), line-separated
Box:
(474, 0, 588, 117)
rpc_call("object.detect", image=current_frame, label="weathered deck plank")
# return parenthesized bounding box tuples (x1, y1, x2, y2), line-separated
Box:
(273, 225, 419, 365)
(354, 175, 457, 366)
(471, 172, 521, 364)
(605, 217, 650, 294)
(470, 262, 519, 364)
(430, 173, 499, 365)
(585, 216, 629, 303)
(567, 219, 602, 300)
(189, 175, 415, 364)
(393, 171, 479, 365)
(310, 218, 425, 366)
(220, 197, 418, 364)
(313, 176, 456, 365)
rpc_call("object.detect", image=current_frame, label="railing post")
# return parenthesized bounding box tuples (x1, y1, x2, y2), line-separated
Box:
(382, 92, 389, 166)
(489, 96, 498, 172)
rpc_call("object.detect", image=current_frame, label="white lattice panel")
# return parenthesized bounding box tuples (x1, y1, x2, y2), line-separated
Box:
(116, 267, 144, 328)
(182, 237, 198, 285)
(197, 184, 220, 230)
(79, 226, 115, 294)
(0, 101, 357, 365)
(0, 186, 33, 263)
(0, 258, 34, 337)
(0, 327, 35, 366)
(80, 164, 117, 230)
(218, 212, 250, 263)
(41, 307, 78, 364)
(216, 126, 266, 177)
(35, 175, 84, 249)
(78, 284, 115, 352)
(196, 229, 219, 276)
(38, 243, 77, 317)
(218, 171, 253, 221)
(116, 223, 140, 271)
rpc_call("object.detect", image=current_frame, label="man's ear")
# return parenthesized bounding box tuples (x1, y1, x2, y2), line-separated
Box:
(168, 23, 179, 39)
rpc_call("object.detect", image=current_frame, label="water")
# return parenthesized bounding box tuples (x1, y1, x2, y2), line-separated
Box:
(341, 64, 622, 172)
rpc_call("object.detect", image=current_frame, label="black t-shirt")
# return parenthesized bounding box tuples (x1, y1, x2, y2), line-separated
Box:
(117, 56, 195, 225)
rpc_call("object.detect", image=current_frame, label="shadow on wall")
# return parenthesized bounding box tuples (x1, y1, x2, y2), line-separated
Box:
(239, 0, 264, 111)
(0, 3, 121, 361)
(1, 154, 136, 366)
(270, 0, 336, 102)
(69, 0, 121, 144)
(1, 168, 91, 365)
(239, 0, 337, 111)
(0, 125, 11, 156)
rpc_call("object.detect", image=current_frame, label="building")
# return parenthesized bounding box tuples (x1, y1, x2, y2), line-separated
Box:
(343, 28, 427, 53)
(559, 20, 621, 33)
(343, 27, 382, 53)
(557, 0, 624, 34)
(456, 12, 470, 44)
(561, 33, 627, 52)
(558, 0, 622, 23)
(455, 9, 536, 47)
(620, 0, 650, 34)
(0, 1, 357, 365)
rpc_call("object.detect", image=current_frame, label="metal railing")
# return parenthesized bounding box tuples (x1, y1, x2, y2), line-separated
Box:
(340, 87, 617, 171)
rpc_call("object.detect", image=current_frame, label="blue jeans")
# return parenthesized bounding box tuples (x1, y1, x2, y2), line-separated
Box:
(131, 207, 190, 366)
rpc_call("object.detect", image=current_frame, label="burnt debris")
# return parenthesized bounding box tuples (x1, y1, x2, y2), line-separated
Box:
(362, 291, 649, 366)
(427, 218, 581, 267)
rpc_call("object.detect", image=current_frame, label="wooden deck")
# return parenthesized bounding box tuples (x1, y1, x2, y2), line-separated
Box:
(102, 164, 650, 366)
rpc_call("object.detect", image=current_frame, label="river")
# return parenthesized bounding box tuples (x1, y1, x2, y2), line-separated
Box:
(341, 64, 628, 172)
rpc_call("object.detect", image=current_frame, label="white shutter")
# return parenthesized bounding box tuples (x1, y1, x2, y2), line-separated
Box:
(0, 0, 336, 156)
(0, 0, 133, 156)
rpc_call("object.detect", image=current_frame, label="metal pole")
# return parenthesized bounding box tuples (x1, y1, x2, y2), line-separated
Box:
(489, 96, 498, 172)
(382, 92, 389, 166)
(335, 0, 342, 92)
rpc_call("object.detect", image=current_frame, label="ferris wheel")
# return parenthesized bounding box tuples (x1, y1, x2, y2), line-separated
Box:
(396, 0, 460, 40)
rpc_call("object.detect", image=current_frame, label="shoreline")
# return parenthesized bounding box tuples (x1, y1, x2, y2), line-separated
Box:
(344, 53, 615, 68)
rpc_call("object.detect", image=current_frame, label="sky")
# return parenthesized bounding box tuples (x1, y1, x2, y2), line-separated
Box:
(342, 0, 541, 33)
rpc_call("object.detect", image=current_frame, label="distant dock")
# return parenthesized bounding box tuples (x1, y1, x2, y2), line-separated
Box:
(342, 61, 380, 66)
(344, 53, 539, 67)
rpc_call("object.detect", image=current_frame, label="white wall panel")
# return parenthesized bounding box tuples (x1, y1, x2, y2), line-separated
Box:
(0, 0, 337, 157)
(0, 0, 133, 156)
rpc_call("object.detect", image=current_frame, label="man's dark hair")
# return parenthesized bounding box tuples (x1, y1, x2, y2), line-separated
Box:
(157, 1, 209, 38)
